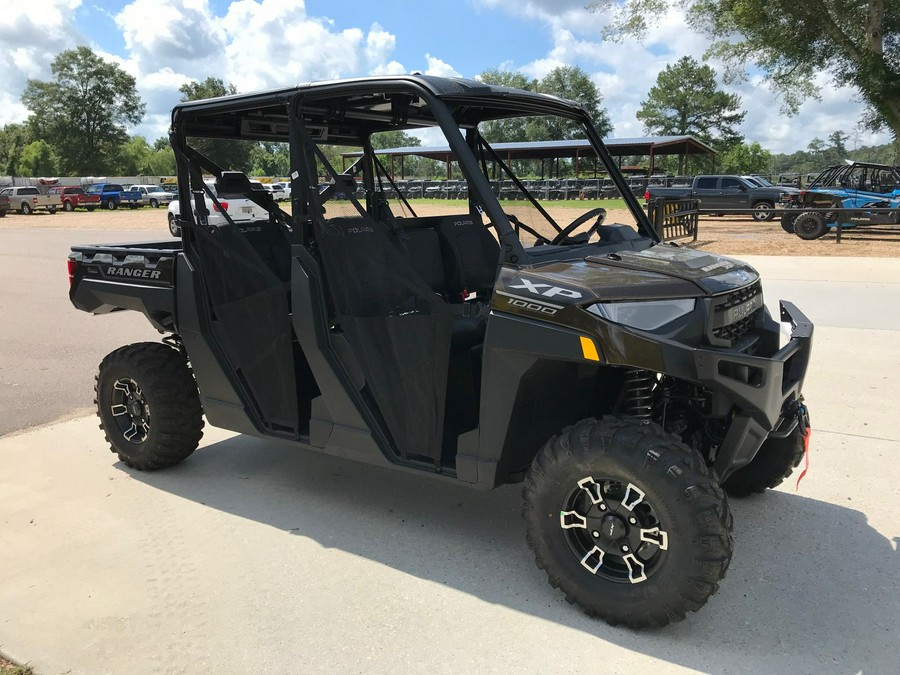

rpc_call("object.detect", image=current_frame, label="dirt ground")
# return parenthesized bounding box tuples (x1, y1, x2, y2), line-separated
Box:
(3, 204, 898, 257)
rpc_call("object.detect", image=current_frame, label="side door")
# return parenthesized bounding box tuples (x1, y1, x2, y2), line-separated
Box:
(692, 176, 720, 209)
(720, 177, 751, 211)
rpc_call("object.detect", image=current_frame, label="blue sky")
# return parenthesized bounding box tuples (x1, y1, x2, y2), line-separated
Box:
(0, 0, 888, 154)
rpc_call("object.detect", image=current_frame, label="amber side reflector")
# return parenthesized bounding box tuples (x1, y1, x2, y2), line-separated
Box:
(580, 336, 600, 362)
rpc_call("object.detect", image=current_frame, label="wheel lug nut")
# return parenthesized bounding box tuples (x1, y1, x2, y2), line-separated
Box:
(621, 545, 629, 553)
(592, 530, 600, 538)
(629, 517, 637, 525)
(599, 504, 607, 511)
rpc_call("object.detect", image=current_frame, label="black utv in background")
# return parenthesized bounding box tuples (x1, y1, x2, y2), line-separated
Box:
(69, 76, 813, 628)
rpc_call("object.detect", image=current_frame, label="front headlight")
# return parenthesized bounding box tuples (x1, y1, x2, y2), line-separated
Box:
(586, 298, 696, 330)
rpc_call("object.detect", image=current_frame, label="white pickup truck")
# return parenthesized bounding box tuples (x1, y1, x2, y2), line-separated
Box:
(0, 186, 62, 214)
(166, 179, 269, 236)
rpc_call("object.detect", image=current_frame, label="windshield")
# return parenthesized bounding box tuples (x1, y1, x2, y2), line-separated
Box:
(367, 111, 655, 256)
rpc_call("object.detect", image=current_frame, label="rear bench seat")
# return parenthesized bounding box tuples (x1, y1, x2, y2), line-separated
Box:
(393, 214, 500, 349)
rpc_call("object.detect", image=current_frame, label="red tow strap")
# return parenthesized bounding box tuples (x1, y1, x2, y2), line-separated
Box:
(795, 426, 812, 491)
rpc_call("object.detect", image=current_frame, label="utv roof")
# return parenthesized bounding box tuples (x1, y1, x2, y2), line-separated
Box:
(171, 75, 589, 142)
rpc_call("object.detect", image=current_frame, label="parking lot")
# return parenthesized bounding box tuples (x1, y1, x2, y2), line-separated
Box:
(1, 215, 898, 674)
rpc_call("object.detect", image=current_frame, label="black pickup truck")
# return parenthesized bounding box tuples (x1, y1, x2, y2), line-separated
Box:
(645, 174, 793, 221)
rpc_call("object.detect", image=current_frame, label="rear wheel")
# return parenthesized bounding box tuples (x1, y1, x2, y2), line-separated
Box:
(168, 213, 181, 237)
(751, 201, 775, 221)
(96, 342, 204, 470)
(105, 199, 118, 210)
(63, 201, 75, 212)
(523, 417, 732, 628)
(780, 212, 798, 233)
(48, 206, 57, 214)
(21, 202, 33, 215)
(794, 212, 827, 240)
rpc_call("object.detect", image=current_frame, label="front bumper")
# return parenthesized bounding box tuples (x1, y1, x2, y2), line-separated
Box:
(600, 300, 813, 480)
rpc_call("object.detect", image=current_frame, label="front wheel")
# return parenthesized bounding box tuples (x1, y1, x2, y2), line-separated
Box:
(523, 417, 732, 628)
(86, 206, 96, 212)
(723, 417, 809, 497)
(794, 212, 827, 240)
(96, 342, 204, 470)
(149, 198, 159, 208)
(751, 202, 775, 221)
(168, 213, 181, 237)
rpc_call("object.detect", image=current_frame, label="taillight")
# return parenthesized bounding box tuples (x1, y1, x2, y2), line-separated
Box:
(33, 197, 38, 204)
(644, 190, 650, 201)
(67, 259, 77, 286)
(799, 191, 806, 199)
(213, 201, 229, 212)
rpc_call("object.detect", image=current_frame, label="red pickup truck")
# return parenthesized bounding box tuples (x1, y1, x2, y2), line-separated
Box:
(48, 186, 100, 212)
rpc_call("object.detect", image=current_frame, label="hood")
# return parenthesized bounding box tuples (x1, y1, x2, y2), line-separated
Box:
(500, 246, 759, 304)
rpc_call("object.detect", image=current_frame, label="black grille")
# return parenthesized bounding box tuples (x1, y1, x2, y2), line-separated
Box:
(711, 281, 763, 345)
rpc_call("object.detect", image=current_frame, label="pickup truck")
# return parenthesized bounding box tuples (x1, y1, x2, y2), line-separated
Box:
(0, 192, 9, 217)
(85, 183, 142, 210)
(48, 185, 101, 211)
(645, 174, 793, 221)
(0, 186, 62, 214)
(130, 184, 176, 208)
(166, 178, 269, 236)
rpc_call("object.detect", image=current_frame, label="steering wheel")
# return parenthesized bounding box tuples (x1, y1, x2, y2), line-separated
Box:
(507, 213, 553, 245)
(550, 208, 607, 245)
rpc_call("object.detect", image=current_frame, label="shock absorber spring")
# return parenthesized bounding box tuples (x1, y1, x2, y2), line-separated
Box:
(624, 369, 656, 423)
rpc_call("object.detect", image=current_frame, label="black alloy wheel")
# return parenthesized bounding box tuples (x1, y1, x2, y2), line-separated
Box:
(109, 377, 151, 444)
(559, 476, 668, 585)
(794, 212, 827, 240)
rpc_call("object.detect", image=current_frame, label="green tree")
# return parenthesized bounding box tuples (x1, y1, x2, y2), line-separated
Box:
(589, 0, 900, 149)
(718, 141, 772, 174)
(636, 56, 745, 172)
(0, 123, 32, 175)
(370, 130, 421, 150)
(249, 142, 291, 176)
(18, 140, 60, 176)
(828, 130, 849, 156)
(476, 69, 537, 143)
(179, 77, 251, 172)
(21, 46, 145, 174)
(112, 136, 154, 175)
(533, 65, 613, 139)
(477, 66, 613, 142)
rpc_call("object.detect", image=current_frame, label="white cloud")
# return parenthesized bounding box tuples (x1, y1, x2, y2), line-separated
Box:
(424, 54, 462, 78)
(476, 0, 893, 152)
(0, 0, 84, 125)
(0, 0, 406, 139)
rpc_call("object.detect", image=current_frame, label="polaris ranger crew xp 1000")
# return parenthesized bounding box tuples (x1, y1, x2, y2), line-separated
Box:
(69, 76, 813, 628)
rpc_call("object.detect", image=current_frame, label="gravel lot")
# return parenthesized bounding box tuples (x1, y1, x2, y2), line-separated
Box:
(4, 202, 897, 257)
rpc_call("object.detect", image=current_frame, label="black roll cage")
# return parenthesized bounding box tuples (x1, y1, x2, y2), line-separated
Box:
(170, 75, 661, 265)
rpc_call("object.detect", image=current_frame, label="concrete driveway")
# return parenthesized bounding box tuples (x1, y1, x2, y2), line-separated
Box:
(1, 244, 898, 674)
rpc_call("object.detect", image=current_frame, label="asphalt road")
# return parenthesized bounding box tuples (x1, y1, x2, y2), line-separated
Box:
(0, 228, 162, 435)
(1, 231, 898, 673)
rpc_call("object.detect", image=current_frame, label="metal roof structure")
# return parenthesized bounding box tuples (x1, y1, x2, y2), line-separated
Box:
(342, 135, 715, 178)
(344, 136, 715, 162)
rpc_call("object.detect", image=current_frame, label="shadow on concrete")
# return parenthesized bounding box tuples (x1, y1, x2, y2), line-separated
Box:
(129, 433, 898, 671)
